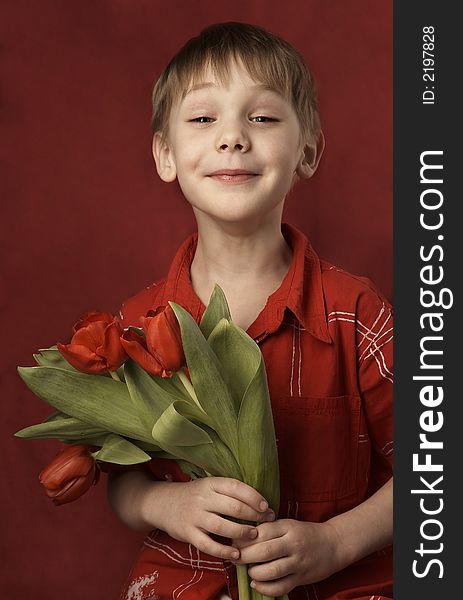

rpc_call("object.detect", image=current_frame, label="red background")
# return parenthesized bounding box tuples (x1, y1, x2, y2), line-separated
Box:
(1, 1, 391, 598)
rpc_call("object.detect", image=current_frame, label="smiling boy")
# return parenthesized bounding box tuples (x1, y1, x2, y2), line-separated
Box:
(109, 22, 393, 600)
(153, 60, 320, 333)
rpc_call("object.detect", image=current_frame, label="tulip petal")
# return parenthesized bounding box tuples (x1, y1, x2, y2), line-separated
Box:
(120, 337, 163, 377)
(44, 478, 75, 499)
(72, 321, 107, 351)
(73, 311, 114, 332)
(57, 343, 106, 374)
(49, 467, 96, 505)
(97, 321, 127, 370)
(40, 453, 94, 489)
(144, 306, 185, 374)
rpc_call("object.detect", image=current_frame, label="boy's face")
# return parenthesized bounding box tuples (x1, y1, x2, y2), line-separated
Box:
(153, 60, 321, 226)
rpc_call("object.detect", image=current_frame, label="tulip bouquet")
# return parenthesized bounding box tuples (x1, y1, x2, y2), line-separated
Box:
(16, 285, 285, 600)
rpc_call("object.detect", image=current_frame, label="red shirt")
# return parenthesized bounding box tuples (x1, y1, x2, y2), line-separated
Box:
(118, 223, 393, 600)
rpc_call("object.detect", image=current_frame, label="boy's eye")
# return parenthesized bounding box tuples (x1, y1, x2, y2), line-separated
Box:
(251, 116, 277, 123)
(188, 115, 278, 125)
(190, 116, 214, 123)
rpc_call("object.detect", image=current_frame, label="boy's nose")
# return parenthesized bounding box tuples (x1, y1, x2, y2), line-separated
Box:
(216, 126, 250, 153)
(218, 141, 247, 152)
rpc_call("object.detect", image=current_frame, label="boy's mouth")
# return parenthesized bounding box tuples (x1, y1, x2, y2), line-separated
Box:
(208, 169, 259, 184)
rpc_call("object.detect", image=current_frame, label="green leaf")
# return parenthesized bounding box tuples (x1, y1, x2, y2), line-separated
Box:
(45, 411, 69, 422)
(129, 439, 166, 453)
(33, 346, 80, 372)
(17, 366, 152, 443)
(199, 284, 231, 338)
(164, 370, 198, 400)
(185, 427, 243, 479)
(149, 401, 242, 479)
(169, 302, 238, 454)
(15, 416, 107, 440)
(237, 357, 280, 513)
(62, 436, 168, 457)
(207, 319, 261, 415)
(176, 460, 208, 479)
(123, 359, 175, 437)
(124, 356, 197, 411)
(63, 434, 111, 447)
(159, 431, 242, 480)
(92, 433, 152, 464)
(152, 401, 213, 447)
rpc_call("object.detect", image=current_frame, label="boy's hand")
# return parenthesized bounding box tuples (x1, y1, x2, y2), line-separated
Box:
(232, 519, 342, 596)
(143, 477, 275, 560)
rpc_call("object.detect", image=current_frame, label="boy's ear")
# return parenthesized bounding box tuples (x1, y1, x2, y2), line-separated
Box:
(152, 132, 177, 182)
(295, 130, 325, 179)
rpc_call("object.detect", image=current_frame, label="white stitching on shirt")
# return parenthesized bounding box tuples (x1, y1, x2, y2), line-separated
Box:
(290, 318, 296, 396)
(359, 312, 393, 359)
(356, 304, 385, 347)
(369, 347, 393, 383)
(173, 568, 202, 599)
(144, 536, 224, 569)
(328, 313, 393, 383)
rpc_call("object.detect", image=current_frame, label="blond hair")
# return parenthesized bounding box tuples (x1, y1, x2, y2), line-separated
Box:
(151, 22, 321, 147)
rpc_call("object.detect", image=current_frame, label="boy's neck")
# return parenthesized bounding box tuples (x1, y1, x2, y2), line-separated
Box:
(189, 214, 293, 309)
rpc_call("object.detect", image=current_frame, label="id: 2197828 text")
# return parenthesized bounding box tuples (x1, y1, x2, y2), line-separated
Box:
(422, 26, 436, 105)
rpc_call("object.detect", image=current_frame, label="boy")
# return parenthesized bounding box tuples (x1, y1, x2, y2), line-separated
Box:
(108, 22, 393, 600)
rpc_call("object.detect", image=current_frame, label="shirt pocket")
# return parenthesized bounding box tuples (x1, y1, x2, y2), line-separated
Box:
(274, 394, 366, 503)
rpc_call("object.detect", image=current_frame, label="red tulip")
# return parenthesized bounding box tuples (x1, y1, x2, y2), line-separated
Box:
(120, 305, 185, 378)
(39, 445, 99, 506)
(57, 310, 127, 374)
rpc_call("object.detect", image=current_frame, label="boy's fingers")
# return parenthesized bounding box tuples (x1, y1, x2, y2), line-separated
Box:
(193, 531, 240, 561)
(254, 520, 287, 541)
(206, 514, 258, 541)
(248, 555, 293, 581)
(210, 494, 274, 523)
(236, 521, 287, 563)
(239, 538, 285, 565)
(232, 536, 255, 550)
(249, 573, 297, 597)
(209, 478, 269, 513)
(262, 510, 276, 522)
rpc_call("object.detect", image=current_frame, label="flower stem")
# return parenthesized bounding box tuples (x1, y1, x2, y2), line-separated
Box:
(177, 369, 205, 412)
(236, 564, 251, 600)
(109, 370, 121, 382)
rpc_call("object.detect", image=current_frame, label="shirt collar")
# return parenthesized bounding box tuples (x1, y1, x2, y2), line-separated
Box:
(280, 223, 332, 343)
(160, 222, 331, 344)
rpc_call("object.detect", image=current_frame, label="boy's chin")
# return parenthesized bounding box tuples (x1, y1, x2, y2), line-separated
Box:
(191, 204, 281, 229)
